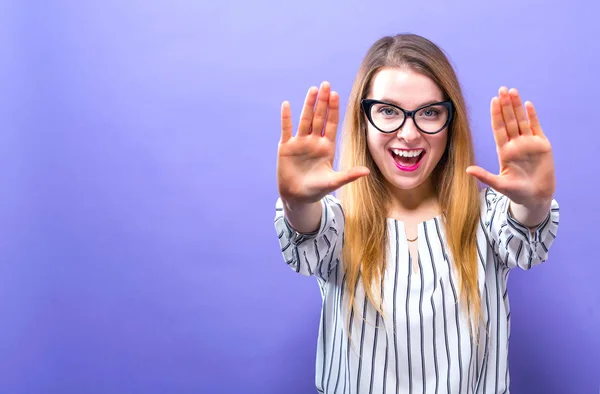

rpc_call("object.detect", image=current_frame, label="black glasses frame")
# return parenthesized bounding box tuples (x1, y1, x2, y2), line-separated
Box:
(360, 99, 455, 135)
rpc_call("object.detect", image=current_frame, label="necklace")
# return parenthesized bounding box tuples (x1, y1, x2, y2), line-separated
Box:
(407, 235, 418, 242)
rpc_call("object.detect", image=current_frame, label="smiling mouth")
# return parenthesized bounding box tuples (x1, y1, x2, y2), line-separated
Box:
(390, 148, 425, 171)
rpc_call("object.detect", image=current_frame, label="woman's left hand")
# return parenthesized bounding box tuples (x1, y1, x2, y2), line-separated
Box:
(466, 86, 556, 208)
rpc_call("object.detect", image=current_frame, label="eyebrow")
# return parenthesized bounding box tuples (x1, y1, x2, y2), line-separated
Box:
(376, 97, 444, 108)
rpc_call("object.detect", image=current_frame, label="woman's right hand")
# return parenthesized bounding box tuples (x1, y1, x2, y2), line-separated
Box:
(277, 82, 370, 210)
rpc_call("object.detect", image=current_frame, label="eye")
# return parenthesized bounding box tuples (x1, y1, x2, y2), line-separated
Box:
(421, 108, 440, 117)
(378, 107, 399, 117)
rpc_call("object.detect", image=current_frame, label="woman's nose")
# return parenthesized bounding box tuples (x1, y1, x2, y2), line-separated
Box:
(396, 117, 421, 143)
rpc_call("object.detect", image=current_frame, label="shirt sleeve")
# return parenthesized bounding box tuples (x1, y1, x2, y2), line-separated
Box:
(273, 194, 344, 281)
(481, 187, 560, 270)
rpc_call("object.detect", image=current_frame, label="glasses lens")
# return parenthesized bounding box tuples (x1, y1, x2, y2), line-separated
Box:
(413, 104, 450, 133)
(370, 103, 450, 133)
(369, 103, 405, 132)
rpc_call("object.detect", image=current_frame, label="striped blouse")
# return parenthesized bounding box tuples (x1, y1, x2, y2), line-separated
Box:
(273, 187, 560, 394)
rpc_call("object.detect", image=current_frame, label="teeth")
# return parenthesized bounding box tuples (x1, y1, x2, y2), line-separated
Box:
(391, 149, 423, 158)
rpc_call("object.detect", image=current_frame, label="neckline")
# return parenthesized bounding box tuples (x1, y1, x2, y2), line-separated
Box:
(385, 213, 444, 226)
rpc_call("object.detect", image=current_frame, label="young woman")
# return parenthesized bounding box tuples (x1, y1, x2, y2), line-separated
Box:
(273, 33, 559, 394)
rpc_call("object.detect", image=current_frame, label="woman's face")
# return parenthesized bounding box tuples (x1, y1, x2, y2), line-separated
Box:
(365, 67, 450, 195)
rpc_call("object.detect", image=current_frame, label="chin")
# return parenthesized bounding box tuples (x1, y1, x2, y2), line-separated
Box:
(387, 176, 430, 192)
(380, 160, 439, 194)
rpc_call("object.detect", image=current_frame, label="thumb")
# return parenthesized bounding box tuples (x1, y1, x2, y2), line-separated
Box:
(327, 166, 370, 191)
(466, 166, 504, 190)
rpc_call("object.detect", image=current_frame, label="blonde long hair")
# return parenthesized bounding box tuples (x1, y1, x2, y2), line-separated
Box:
(338, 34, 482, 328)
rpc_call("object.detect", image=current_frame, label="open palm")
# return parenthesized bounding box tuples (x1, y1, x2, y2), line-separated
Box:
(277, 82, 369, 206)
(467, 87, 556, 207)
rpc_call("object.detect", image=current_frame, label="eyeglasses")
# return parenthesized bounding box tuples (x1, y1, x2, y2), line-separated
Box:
(361, 99, 454, 134)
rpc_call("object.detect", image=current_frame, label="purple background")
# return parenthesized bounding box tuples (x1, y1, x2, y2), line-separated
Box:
(1, 0, 598, 393)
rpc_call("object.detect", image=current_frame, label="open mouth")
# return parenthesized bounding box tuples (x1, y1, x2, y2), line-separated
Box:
(390, 148, 425, 171)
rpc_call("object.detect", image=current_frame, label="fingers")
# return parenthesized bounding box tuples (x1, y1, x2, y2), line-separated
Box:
(490, 97, 508, 147)
(311, 82, 331, 135)
(288, 82, 338, 140)
(525, 101, 545, 137)
(297, 86, 318, 137)
(345, 166, 371, 183)
(499, 87, 519, 140)
(493, 86, 542, 144)
(509, 88, 532, 136)
(323, 91, 340, 141)
(327, 166, 370, 191)
(466, 166, 506, 191)
(280, 101, 293, 143)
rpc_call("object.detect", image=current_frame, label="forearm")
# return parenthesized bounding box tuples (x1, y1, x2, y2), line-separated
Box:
(282, 199, 322, 234)
(509, 199, 553, 229)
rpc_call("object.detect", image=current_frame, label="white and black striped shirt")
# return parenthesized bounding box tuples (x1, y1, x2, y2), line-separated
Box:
(274, 187, 559, 394)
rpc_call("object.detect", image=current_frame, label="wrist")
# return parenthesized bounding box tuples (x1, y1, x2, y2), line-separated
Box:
(282, 198, 317, 213)
(521, 198, 552, 213)
(509, 198, 552, 229)
(282, 199, 323, 234)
